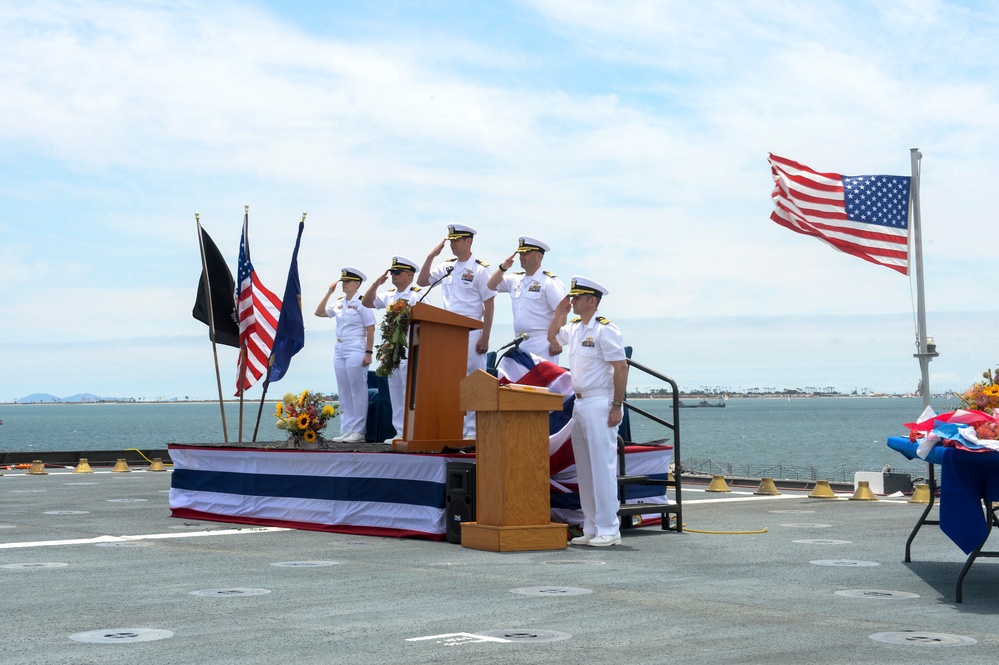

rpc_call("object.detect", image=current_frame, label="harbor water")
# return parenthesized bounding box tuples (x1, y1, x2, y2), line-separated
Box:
(0, 396, 956, 481)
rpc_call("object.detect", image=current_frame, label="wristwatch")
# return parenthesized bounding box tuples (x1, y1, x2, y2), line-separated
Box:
(611, 400, 623, 407)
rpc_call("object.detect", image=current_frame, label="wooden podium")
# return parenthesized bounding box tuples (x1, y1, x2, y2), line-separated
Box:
(391, 303, 483, 453)
(458, 371, 568, 552)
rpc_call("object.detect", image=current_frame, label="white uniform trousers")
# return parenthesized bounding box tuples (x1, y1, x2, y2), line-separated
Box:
(570, 394, 621, 536)
(334, 337, 369, 437)
(519, 331, 560, 366)
(463, 329, 486, 438)
(387, 358, 408, 438)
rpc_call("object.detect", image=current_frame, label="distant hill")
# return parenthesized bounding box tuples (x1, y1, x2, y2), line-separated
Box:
(18, 393, 61, 403)
(17, 393, 103, 403)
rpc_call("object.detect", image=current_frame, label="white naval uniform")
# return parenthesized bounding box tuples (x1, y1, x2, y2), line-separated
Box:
(371, 284, 421, 438)
(555, 313, 626, 537)
(493, 269, 565, 364)
(428, 255, 495, 437)
(325, 293, 376, 437)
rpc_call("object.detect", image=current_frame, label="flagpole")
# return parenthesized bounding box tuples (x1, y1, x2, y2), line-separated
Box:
(237, 205, 250, 444)
(195, 213, 231, 444)
(252, 368, 272, 443)
(910, 148, 935, 409)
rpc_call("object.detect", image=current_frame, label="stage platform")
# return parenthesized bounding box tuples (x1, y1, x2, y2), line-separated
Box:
(168, 444, 673, 539)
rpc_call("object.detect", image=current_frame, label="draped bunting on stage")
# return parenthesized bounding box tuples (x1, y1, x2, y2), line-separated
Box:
(169, 350, 672, 538)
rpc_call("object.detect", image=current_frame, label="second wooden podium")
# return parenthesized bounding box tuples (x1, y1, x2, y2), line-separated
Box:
(458, 371, 567, 552)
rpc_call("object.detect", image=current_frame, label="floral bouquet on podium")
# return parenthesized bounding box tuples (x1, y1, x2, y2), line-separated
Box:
(275, 390, 339, 448)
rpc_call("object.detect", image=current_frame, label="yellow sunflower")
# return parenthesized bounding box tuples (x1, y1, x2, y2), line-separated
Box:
(297, 414, 310, 429)
(275, 402, 283, 417)
(299, 390, 310, 405)
(303, 429, 316, 442)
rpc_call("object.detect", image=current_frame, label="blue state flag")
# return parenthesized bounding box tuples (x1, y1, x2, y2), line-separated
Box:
(268, 220, 306, 383)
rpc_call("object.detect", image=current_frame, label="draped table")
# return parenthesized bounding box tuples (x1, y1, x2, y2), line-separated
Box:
(887, 436, 999, 602)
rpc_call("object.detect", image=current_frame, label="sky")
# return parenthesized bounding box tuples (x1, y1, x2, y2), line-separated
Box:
(2, 0, 998, 402)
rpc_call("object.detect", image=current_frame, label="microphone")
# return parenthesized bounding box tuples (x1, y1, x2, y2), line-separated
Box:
(417, 266, 453, 302)
(496, 332, 529, 351)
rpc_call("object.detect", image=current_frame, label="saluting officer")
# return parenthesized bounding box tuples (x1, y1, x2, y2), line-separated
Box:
(548, 277, 629, 547)
(417, 223, 495, 438)
(487, 235, 565, 364)
(361, 256, 422, 443)
(314, 266, 375, 444)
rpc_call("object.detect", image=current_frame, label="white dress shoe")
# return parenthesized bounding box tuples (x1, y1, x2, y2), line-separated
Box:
(341, 432, 366, 443)
(570, 534, 595, 545)
(586, 533, 621, 547)
(331, 433, 347, 442)
(383, 438, 396, 444)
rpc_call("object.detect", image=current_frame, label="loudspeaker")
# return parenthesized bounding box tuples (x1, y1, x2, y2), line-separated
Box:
(445, 462, 476, 544)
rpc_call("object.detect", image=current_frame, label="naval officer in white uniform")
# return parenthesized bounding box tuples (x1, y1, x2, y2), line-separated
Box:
(487, 236, 565, 364)
(548, 277, 628, 547)
(314, 266, 375, 444)
(417, 223, 495, 438)
(361, 255, 422, 443)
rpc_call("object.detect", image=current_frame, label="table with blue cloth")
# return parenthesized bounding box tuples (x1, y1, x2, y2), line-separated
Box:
(887, 436, 999, 602)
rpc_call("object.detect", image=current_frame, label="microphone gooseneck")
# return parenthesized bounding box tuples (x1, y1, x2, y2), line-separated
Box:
(417, 265, 453, 303)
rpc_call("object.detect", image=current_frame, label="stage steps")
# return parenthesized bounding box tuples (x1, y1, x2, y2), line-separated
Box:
(616, 356, 683, 532)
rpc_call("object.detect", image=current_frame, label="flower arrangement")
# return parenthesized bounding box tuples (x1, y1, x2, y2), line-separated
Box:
(956, 368, 999, 414)
(275, 390, 339, 448)
(375, 299, 412, 377)
(955, 368, 999, 441)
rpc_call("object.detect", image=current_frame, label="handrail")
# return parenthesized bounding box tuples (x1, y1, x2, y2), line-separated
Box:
(625, 358, 680, 448)
(618, 356, 682, 533)
(624, 401, 675, 433)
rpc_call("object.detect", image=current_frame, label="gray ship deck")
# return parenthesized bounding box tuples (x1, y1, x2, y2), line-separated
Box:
(2, 466, 997, 664)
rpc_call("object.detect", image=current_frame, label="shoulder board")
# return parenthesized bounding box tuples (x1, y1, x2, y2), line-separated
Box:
(411, 286, 422, 292)
(387, 288, 396, 293)
(445, 257, 457, 263)
(571, 317, 582, 323)
(596, 316, 612, 325)
(476, 259, 490, 267)
(544, 271, 557, 278)
(514, 270, 525, 275)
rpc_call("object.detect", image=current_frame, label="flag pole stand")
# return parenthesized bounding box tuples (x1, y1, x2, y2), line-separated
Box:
(195, 213, 230, 444)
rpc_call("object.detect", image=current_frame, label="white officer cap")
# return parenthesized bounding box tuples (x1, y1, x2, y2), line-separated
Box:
(516, 236, 550, 253)
(339, 266, 367, 282)
(567, 276, 609, 297)
(446, 223, 477, 239)
(389, 256, 418, 272)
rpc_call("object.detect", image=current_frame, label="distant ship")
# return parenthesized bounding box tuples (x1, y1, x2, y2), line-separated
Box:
(679, 399, 725, 408)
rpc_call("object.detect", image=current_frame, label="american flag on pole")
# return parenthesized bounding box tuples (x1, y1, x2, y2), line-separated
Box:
(768, 153, 911, 275)
(235, 211, 282, 394)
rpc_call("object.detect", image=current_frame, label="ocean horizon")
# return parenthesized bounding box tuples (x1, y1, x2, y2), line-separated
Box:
(0, 396, 955, 483)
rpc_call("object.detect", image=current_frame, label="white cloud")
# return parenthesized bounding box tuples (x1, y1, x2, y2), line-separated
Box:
(1, 1, 997, 400)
